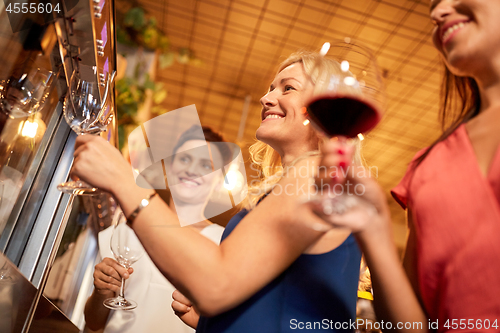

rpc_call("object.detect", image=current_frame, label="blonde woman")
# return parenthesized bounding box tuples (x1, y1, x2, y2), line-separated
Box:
(72, 51, 361, 332)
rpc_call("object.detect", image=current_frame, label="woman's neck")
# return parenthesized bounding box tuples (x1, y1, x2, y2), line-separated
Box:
(279, 136, 318, 167)
(479, 83, 500, 113)
(475, 58, 500, 112)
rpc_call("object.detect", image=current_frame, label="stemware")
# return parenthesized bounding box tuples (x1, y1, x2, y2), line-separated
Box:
(306, 39, 384, 138)
(0, 68, 54, 133)
(57, 69, 115, 195)
(103, 212, 144, 310)
(305, 39, 385, 216)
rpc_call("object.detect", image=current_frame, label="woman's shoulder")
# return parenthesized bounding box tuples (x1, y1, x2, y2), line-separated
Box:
(416, 123, 466, 163)
(391, 125, 465, 208)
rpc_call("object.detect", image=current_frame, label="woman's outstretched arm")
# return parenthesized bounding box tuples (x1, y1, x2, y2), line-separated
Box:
(71, 135, 348, 317)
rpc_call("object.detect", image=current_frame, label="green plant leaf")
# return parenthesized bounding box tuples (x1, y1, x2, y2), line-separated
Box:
(144, 77, 156, 90)
(153, 89, 167, 104)
(124, 8, 146, 30)
(158, 36, 170, 52)
(159, 52, 175, 68)
(142, 26, 159, 50)
(116, 28, 133, 46)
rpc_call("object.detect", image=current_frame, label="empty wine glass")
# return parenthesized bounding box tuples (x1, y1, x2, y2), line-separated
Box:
(29, 68, 55, 115)
(305, 39, 385, 216)
(103, 212, 144, 310)
(57, 69, 115, 195)
(0, 68, 54, 133)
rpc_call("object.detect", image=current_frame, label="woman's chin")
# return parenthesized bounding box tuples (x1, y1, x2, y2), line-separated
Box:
(255, 125, 276, 144)
(171, 187, 199, 201)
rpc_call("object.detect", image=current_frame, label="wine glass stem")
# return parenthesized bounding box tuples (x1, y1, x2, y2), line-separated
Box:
(119, 276, 125, 299)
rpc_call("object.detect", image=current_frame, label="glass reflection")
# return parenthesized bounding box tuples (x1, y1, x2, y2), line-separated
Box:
(0, 66, 57, 238)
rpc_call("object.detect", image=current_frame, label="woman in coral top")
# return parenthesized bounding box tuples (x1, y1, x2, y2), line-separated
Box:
(308, 0, 500, 331)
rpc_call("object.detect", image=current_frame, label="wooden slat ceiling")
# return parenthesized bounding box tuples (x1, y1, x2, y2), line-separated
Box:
(125, 0, 441, 248)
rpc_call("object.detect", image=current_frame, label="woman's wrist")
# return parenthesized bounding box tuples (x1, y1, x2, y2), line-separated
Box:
(111, 181, 158, 224)
(355, 212, 393, 246)
(110, 175, 137, 198)
(111, 179, 150, 205)
(126, 192, 158, 226)
(92, 288, 115, 299)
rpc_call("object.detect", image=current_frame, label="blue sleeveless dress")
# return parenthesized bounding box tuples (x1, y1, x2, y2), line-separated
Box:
(196, 208, 362, 333)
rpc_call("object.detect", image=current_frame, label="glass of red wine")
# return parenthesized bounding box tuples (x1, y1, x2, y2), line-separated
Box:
(305, 39, 385, 217)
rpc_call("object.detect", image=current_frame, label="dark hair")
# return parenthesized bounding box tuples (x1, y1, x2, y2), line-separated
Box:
(414, 65, 480, 166)
(172, 125, 233, 166)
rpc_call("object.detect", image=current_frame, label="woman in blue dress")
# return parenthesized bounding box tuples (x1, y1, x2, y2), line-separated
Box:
(72, 51, 362, 332)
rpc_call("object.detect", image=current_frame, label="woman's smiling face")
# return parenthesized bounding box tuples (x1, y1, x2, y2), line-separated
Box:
(167, 139, 223, 205)
(256, 62, 315, 154)
(430, 0, 500, 77)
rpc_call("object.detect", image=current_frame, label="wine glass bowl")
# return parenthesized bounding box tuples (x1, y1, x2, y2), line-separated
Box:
(304, 40, 385, 220)
(57, 69, 115, 195)
(306, 40, 385, 138)
(0, 68, 55, 119)
(109, 222, 144, 268)
(103, 214, 144, 310)
(65, 70, 113, 135)
(0, 77, 33, 117)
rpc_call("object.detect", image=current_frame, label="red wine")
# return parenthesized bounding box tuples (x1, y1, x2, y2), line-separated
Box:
(307, 94, 381, 138)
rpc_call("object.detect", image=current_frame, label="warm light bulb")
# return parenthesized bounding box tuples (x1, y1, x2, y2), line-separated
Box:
(303, 119, 310, 126)
(224, 170, 239, 190)
(344, 76, 356, 86)
(320, 42, 330, 56)
(341, 61, 349, 72)
(357, 133, 365, 141)
(21, 121, 39, 138)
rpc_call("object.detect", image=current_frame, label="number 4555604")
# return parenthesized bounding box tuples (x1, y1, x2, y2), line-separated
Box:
(444, 319, 498, 330)
(6, 2, 60, 14)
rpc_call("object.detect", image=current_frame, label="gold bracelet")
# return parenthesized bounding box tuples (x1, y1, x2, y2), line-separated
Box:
(126, 192, 157, 226)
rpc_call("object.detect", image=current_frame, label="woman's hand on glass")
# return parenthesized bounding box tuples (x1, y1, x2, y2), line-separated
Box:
(71, 134, 136, 195)
(93, 257, 133, 296)
(172, 289, 200, 329)
(305, 139, 390, 236)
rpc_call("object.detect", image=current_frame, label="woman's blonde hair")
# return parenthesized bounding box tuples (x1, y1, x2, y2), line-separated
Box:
(242, 51, 364, 209)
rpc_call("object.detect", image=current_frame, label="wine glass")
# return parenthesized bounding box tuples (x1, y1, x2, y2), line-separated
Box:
(305, 39, 385, 216)
(57, 69, 115, 195)
(0, 68, 54, 133)
(103, 212, 144, 310)
(28, 68, 56, 116)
